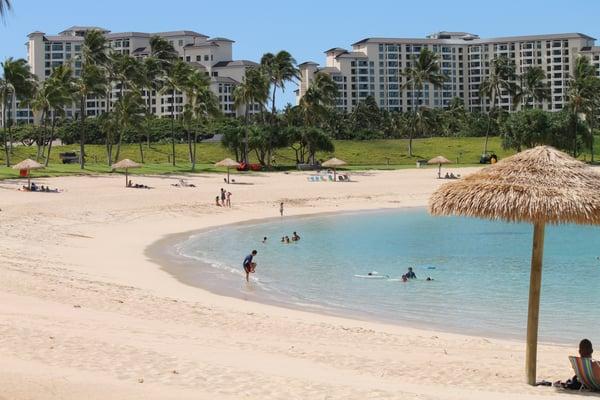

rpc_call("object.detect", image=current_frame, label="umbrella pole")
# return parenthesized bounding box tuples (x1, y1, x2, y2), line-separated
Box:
(125, 169, 128, 187)
(525, 221, 545, 385)
(438, 164, 441, 178)
(334, 168, 337, 182)
(28, 173, 31, 190)
(227, 168, 230, 184)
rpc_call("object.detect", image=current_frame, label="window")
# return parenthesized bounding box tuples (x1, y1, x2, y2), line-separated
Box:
(51, 43, 63, 51)
(186, 56, 191, 62)
(212, 71, 218, 77)
(178, 40, 184, 46)
(204, 55, 209, 61)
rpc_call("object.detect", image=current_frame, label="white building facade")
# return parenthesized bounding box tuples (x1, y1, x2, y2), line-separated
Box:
(298, 31, 600, 114)
(5, 26, 258, 126)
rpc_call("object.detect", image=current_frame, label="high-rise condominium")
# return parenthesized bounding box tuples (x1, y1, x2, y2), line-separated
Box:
(297, 31, 600, 113)
(6, 26, 259, 125)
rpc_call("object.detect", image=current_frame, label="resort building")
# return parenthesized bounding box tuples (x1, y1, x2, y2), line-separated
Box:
(297, 31, 600, 113)
(7, 26, 258, 125)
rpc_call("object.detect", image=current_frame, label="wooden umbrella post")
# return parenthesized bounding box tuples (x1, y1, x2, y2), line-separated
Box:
(125, 168, 128, 187)
(438, 163, 442, 178)
(227, 167, 230, 184)
(525, 221, 545, 385)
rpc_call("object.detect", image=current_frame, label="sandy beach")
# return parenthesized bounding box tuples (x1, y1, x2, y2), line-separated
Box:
(0, 168, 579, 399)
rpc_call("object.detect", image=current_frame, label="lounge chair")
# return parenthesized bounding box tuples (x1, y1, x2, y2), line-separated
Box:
(569, 356, 600, 391)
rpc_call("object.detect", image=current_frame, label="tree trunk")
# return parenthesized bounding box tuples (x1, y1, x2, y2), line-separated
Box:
(2, 100, 9, 167)
(138, 139, 144, 163)
(271, 85, 277, 123)
(45, 113, 56, 167)
(483, 95, 496, 155)
(171, 88, 176, 166)
(243, 104, 250, 163)
(191, 132, 197, 171)
(79, 96, 86, 169)
(37, 109, 47, 161)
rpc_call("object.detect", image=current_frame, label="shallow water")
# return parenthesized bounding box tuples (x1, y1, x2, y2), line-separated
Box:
(176, 208, 600, 343)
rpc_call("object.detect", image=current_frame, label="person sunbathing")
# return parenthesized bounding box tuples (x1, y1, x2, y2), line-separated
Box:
(554, 339, 595, 389)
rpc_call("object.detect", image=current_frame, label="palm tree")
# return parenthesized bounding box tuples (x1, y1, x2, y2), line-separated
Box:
(402, 48, 447, 156)
(113, 91, 145, 163)
(0, 0, 11, 19)
(182, 69, 220, 170)
(516, 66, 550, 109)
(297, 72, 338, 126)
(1, 57, 36, 166)
(567, 56, 600, 159)
(149, 36, 178, 71)
(160, 59, 193, 166)
(233, 67, 270, 163)
(74, 29, 108, 169)
(140, 57, 163, 148)
(260, 51, 300, 122)
(479, 56, 518, 154)
(42, 64, 75, 165)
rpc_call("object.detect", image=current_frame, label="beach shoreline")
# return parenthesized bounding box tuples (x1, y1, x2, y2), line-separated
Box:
(0, 169, 578, 399)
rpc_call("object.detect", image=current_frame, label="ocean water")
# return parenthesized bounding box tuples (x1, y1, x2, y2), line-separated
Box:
(175, 208, 600, 343)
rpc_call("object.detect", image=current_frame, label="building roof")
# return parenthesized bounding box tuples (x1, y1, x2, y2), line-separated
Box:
(27, 31, 45, 37)
(213, 60, 258, 68)
(214, 76, 239, 84)
(298, 61, 319, 67)
(44, 35, 85, 42)
(352, 32, 596, 47)
(317, 66, 341, 74)
(106, 32, 151, 39)
(324, 47, 348, 53)
(184, 42, 219, 49)
(132, 47, 150, 54)
(154, 30, 208, 38)
(209, 37, 234, 43)
(336, 51, 368, 59)
(59, 26, 109, 34)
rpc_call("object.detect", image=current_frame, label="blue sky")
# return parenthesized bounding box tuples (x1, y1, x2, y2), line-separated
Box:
(1, 0, 599, 107)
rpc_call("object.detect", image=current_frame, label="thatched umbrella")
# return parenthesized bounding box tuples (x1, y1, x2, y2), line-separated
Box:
(215, 158, 240, 184)
(12, 159, 44, 190)
(322, 157, 347, 181)
(427, 155, 451, 178)
(112, 159, 141, 187)
(429, 146, 600, 385)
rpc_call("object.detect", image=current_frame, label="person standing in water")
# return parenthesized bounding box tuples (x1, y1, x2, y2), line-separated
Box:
(242, 250, 257, 282)
(405, 267, 417, 279)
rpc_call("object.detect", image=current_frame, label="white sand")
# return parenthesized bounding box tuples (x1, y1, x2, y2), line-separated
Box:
(0, 169, 577, 399)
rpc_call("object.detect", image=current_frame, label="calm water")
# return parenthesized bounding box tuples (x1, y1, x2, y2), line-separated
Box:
(175, 209, 600, 343)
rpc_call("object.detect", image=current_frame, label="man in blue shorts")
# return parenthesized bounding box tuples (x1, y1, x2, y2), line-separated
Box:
(243, 250, 257, 282)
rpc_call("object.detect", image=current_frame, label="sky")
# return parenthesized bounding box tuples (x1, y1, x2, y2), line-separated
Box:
(1, 0, 600, 107)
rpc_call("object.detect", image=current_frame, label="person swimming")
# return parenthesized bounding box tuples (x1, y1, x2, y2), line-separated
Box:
(262, 236, 267, 243)
(292, 231, 300, 241)
(405, 267, 416, 279)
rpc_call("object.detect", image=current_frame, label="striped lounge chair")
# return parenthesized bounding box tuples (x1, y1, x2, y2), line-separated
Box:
(569, 356, 600, 391)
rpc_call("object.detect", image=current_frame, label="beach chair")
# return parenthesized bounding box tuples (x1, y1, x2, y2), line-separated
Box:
(569, 356, 600, 391)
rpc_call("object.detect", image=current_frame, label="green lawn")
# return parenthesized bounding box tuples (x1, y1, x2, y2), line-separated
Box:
(0, 136, 591, 180)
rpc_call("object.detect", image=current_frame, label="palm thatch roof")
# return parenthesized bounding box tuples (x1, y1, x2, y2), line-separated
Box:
(12, 159, 44, 170)
(429, 146, 600, 225)
(112, 159, 141, 169)
(215, 158, 240, 168)
(322, 157, 347, 168)
(427, 156, 451, 165)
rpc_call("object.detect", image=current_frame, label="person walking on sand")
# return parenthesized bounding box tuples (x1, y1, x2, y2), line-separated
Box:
(220, 188, 226, 206)
(226, 191, 232, 207)
(279, 202, 284, 217)
(242, 250, 257, 282)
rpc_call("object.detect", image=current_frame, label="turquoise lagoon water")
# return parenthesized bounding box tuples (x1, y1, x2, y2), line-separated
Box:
(175, 209, 600, 343)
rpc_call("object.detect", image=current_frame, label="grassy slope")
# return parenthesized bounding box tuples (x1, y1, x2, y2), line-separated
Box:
(0, 136, 590, 179)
